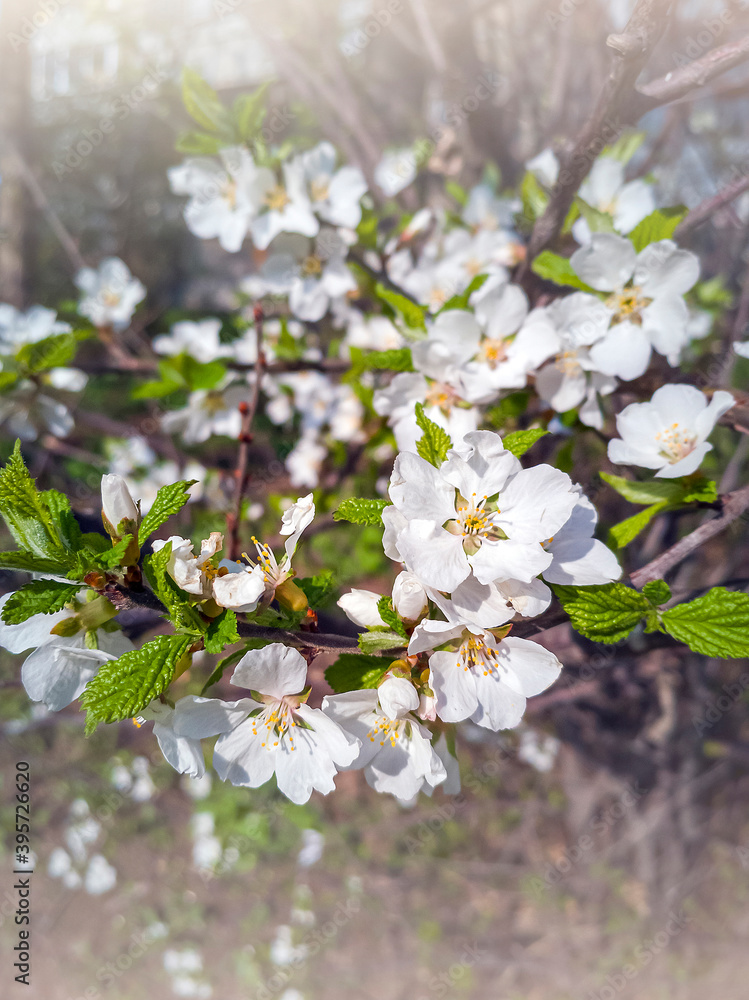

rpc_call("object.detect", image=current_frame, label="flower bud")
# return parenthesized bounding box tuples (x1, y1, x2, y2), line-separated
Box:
(275, 578, 309, 614)
(101, 475, 140, 537)
(378, 675, 419, 721)
(392, 571, 427, 623)
(337, 589, 385, 629)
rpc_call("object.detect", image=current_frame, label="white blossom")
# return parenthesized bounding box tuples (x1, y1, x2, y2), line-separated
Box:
(75, 257, 145, 330)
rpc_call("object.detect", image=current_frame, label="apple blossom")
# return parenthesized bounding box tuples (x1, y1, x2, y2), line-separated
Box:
(75, 257, 146, 330)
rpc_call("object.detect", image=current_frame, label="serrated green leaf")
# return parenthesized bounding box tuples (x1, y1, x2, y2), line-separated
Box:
(642, 580, 671, 607)
(144, 542, 205, 633)
(1, 579, 80, 624)
(681, 479, 718, 504)
(181, 67, 232, 135)
(659, 587, 749, 658)
(17, 333, 77, 372)
(82, 634, 193, 732)
(138, 480, 196, 546)
(415, 402, 452, 467)
(610, 502, 669, 548)
(377, 596, 408, 639)
(333, 498, 389, 527)
(0, 442, 68, 558)
(552, 582, 649, 644)
(575, 197, 616, 234)
(600, 472, 686, 505)
(358, 629, 406, 653)
(325, 653, 389, 693)
(531, 251, 597, 292)
(295, 571, 336, 608)
(98, 534, 134, 569)
(628, 207, 688, 253)
(347, 347, 414, 376)
(502, 427, 548, 458)
(0, 550, 69, 573)
(374, 283, 427, 331)
(204, 609, 241, 654)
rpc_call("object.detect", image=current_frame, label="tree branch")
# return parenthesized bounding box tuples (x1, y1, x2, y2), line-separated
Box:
(674, 172, 749, 237)
(521, 0, 672, 268)
(630, 483, 749, 589)
(634, 34, 749, 114)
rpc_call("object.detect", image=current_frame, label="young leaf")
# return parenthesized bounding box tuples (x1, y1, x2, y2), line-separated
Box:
(295, 571, 336, 608)
(144, 543, 205, 634)
(502, 427, 548, 458)
(552, 583, 649, 644)
(414, 402, 452, 467)
(628, 207, 687, 253)
(325, 653, 390, 693)
(531, 251, 596, 293)
(82, 634, 193, 732)
(0, 551, 70, 574)
(175, 131, 225, 155)
(138, 480, 196, 546)
(181, 67, 232, 135)
(0, 442, 68, 558)
(347, 347, 414, 377)
(333, 498, 389, 526)
(374, 283, 427, 331)
(377, 596, 408, 640)
(438, 273, 489, 312)
(204, 609, 241, 655)
(575, 197, 616, 234)
(358, 629, 406, 653)
(642, 580, 671, 607)
(233, 85, 269, 141)
(601, 472, 686, 506)
(609, 501, 669, 548)
(659, 587, 749, 658)
(17, 333, 78, 373)
(1, 579, 80, 625)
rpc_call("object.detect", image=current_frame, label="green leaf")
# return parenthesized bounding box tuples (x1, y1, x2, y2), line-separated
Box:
(295, 571, 336, 609)
(628, 207, 688, 253)
(144, 542, 205, 634)
(347, 347, 414, 377)
(204, 610, 241, 655)
(0, 442, 67, 558)
(374, 283, 427, 331)
(575, 197, 616, 234)
(660, 587, 749, 658)
(82, 634, 193, 732)
(642, 580, 671, 607)
(552, 583, 649, 644)
(602, 130, 646, 163)
(414, 402, 451, 467)
(325, 653, 390, 693)
(438, 273, 489, 312)
(0, 372, 18, 391)
(520, 170, 549, 221)
(610, 502, 668, 548)
(1, 579, 80, 624)
(175, 131, 226, 155)
(98, 535, 134, 569)
(358, 629, 406, 653)
(502, 427, 548, 458)
(376, 596, 408, 640)
(531, 251, 597, 292)
(232, 85, 269, 141)
(333, 498, 389, 527)
(133, 356, 226, 399)
(601, 472, 686, 505)
(0, 551, 70, 574)
(445, 180, 468, 207)
(681, 479, 718, 504)
(181, 67, 231, 135)
(17, 333, 78, 372)
(138, 480, 196, 546)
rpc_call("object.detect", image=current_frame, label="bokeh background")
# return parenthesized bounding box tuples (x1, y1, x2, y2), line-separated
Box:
(2, 1, 749, 998)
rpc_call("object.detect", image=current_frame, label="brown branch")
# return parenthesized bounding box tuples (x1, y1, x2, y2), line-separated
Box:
(227, 305, 266, 561)
(674, 172, 749, 237)
(522, 0, 672, 268)
(634, 34, 749, 113)
(630, 483, 749, 589)
(75, 357, 350, 376)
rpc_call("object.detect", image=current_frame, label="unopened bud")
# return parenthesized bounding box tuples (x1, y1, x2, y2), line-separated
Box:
(275, 578, 308, 613)
(101, 474, 140, 539)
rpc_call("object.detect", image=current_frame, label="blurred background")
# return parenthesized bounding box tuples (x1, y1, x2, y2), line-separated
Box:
(2, 0, 749, 998)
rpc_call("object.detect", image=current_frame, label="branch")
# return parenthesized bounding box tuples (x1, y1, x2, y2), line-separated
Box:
(674, 172, 749, 237)
(630, 483, 749, 588)
(634, 34, 749, 113)
(227, 305, 265, 560)
(522, 0, 672, 267)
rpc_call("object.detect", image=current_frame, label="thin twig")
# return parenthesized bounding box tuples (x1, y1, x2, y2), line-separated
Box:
(674, 173, 749, 237)
(630, 483, 749, 588)
(227, 305, 266, 561)
(634, 34, 749, 113)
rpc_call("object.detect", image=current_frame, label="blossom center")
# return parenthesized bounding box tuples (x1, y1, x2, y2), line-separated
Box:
(424, 381, 459, 413)
(606, 286, 651, 324)
(449, 493, 504, 554)
(221, 178, 238, 209)
(252, 698, 298, 751)
(102, 289, 121, 307)
(655, 421, 697, 463)
(480, 337, 509, 368)
(456, 634, 504, 676)
(367, 713, 407, 747)
(249, 537, 284, 586)
(555, 349, 582, 377)
(301, 255, 323, 278)
(265, 185, 290, 211)
(309, 178, 330, 202)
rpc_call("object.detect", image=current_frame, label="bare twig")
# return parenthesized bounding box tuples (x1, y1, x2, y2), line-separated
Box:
(634, 34, 749, 113)
(522, 0, 672, 268)
(630, 483, 749, 588)
(674, 172, 749, 237)
(227, 305, 266, 561)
